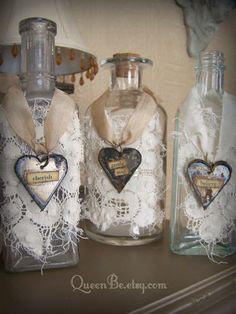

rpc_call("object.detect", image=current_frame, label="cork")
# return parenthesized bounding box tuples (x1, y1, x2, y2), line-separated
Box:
(113, 52, 141, 59)
(112, 53, 141, 78)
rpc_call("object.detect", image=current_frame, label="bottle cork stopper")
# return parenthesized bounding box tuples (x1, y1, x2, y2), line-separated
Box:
(113, 53, 141, 59)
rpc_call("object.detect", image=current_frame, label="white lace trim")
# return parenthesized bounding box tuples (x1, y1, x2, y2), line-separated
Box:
(174, 88, 236, 259)
(83, 108, 166, 234)
(0, 101, 83, 262)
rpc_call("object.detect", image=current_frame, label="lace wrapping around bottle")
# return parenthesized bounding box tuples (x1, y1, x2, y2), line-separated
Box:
(0, 84, 83, 262)
(83, 89, 166, 234)
(174, 87, 236, 259)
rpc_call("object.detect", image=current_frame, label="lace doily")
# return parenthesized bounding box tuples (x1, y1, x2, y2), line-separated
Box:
(174, 88, 236, 259)
(83, 106, 166, 235)
(0, 98, 83, 265)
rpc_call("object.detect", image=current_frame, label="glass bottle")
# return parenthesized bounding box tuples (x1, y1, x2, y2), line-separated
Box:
(170, 51, 236, 257)
(83, 53, 166, 245)
(0, 18, 81, 272)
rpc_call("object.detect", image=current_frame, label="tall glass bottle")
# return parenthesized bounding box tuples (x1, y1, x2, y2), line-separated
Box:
(0, 18, 81, 271)
(83, 53, 166, 245)
(170, 51, 236, 257)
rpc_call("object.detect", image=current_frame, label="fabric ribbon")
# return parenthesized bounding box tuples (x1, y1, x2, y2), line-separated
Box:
(180, 87, 236, 161)
(0, 75, 75, 155)
(91, 86, 162, 147)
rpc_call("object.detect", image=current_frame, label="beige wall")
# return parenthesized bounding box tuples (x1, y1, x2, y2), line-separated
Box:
(70, 0, 236, 217)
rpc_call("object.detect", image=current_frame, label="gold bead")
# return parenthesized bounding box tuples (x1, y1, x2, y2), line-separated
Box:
(90, 57, 95, 66)
(11, 44, 18, 58)
(71, 74, 76, 83)
(86, 69, 90, 79)
(94, 63, 99, 75)
(90, 70, 95, 81)
(79, 74, 84, 86)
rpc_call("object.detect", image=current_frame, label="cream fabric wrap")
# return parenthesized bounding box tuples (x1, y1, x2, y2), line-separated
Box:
(91, 86, 162, 146)
(180, 87, 236, 161)
(0, 75, 75, 155)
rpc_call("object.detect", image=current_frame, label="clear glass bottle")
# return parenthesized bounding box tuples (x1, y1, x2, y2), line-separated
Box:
(170, 51, 236, 257)
(83, 53, 166, 245)
(0, 18, 80, 272)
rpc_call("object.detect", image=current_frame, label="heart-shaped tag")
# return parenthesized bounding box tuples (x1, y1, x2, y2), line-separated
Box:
(187, 159, 232, 209)
(98, 147, 142, 193)
(15, 154, 68, 210)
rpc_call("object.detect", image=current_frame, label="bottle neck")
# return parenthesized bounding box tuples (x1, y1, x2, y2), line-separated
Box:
(195, 51, 224, 99)
(19, 18, 56, 99)
(110, 63, 142, 91)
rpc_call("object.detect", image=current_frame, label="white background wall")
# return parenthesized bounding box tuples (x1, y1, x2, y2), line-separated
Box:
(70, 0, 236, 217)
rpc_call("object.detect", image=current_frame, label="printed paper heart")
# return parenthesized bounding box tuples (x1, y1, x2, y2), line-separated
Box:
(187, 159, 232, 209)
(98, 147, 142, 193)
(15, 154, 68, 210)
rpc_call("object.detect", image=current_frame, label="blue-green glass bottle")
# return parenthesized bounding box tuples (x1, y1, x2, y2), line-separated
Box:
(170, 51, 236, 258)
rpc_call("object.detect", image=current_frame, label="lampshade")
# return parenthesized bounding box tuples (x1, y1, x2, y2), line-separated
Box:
(0, 0, 98, 81)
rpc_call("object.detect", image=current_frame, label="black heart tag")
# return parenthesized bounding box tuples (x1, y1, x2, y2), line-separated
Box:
(98, 147, 142, 193)
(187, 159, 232, 209)
(15, 154, 68, 210)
